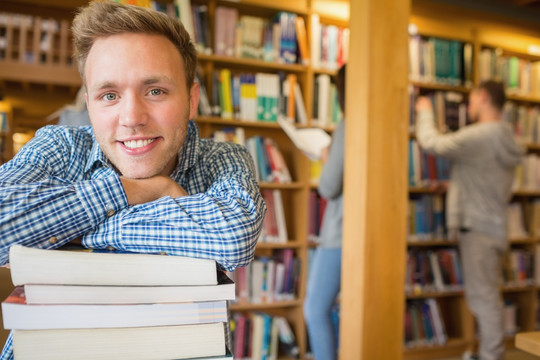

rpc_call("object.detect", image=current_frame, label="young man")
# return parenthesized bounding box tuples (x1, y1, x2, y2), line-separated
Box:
(0, 2, 265, 358)
(415, 81, 524, 360)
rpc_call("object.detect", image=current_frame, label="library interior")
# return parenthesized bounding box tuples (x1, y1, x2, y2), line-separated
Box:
(1, 0, 540, 359)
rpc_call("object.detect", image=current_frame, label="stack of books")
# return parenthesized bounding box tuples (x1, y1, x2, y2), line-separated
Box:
(2, 245, 235, 360)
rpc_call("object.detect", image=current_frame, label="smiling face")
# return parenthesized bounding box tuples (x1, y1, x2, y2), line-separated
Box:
(85, 33, 199, 179)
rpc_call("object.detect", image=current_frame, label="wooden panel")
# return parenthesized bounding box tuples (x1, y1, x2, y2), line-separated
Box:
(339, 0, 410, 359)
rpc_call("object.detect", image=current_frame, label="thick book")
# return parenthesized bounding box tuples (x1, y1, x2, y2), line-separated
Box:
(22, 271, 234, 305)
(8, 245, 218, 286)
(12, 322, 226, 360)
(2, 287, 227, 330)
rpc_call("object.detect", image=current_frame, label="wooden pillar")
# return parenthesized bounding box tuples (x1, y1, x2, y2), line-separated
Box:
(339, 0, 410, 359)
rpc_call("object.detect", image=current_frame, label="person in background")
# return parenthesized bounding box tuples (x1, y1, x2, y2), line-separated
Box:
(303, 64, 346, 360)
(415, 80, 524, 360)
(0, 1, 265, 359)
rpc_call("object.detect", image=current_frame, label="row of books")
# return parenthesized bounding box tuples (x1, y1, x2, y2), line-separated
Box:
(408, 194, 446, 242)
(0, 12, 62, 64)
(503, 249, 535, 287)
(408, 139, 451, 187)
(405, 298, 520, 348)
(405, 248, 463, 295)
(408, 35, 473, 87)
(229, 250, 299, 304)
(508, 202, 529, 239)
(503, 102, 540, 145)
(513, 153, 540, 191)
(310, 14, 349, 70)
(198, 68, 342, 127)
(409, 87, 469, 134)
(404, 298, 448, 347)
(2, 245, 233, 359)
(231, 312, 299, 360)
(246, 136, 292, 184)
(312, 73, 344, 127)
(479, 47, 540, 98)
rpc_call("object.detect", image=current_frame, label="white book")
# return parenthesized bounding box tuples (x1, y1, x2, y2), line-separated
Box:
(316, 74, 331, 126)
(428, 252, 445, 291)
(426, 298, 447, 345)
(13, 323, 226, 360)
(8, 245, 218, 287)
(175, 0, 195, 41)
(23, 272, 234, 305)
(2, 287, 227, 330)
(277, 116, 331, 161)
(273, 189, 288, 243)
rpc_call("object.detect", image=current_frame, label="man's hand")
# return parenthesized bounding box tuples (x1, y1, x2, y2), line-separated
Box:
(415, 96, 433, 113)
(120, 176, 188, 205)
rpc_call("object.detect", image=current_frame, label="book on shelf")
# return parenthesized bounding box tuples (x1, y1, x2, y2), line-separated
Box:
(230, 250, 299, 303)
(405, 248, 462, 294)
(8, 245, 218, 286)
(507, 202, 529, 239)
(2, 286, 228, 330)
(214, 6, 238, 57)
(277, 116, 331, 161)
(22, 271, 235, 305)
(261, 189, 288, 244)
(232, 312, 299, 360)
(404, 299, 447, 348)
(11, 322, 227, 360)
(246, 136, 292, 183)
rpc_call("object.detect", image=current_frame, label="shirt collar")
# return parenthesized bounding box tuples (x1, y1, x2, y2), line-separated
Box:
(83, 120, 201, 176)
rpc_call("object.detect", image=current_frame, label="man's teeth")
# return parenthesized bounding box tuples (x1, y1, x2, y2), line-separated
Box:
(123, 139, 155, 149)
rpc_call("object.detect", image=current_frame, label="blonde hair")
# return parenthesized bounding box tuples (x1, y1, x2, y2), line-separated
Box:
(72, 1, 197, 89)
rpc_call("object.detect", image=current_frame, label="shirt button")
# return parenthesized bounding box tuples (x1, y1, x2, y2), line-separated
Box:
(49, 237, 58, 244)
(160, 251, 167, 255)
(106, 209, 115, 217)
(107, 246, 115, 251)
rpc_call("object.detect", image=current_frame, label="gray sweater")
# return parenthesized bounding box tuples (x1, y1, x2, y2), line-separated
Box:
(416, 110, 524, 240)
(318, 120, 344, 248)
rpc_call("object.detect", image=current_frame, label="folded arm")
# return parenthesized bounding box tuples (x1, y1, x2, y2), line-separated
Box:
(0, 134, 127, 265)
(82, 146, 266, 271)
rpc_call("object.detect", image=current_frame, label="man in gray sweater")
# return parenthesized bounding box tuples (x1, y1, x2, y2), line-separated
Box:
(415, 81, 524, 360)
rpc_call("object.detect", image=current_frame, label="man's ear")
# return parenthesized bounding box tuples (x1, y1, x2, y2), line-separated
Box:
(188, 83, 200, 120)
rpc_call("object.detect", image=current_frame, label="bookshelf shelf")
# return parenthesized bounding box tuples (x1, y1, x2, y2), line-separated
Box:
(230, 299, 302, 311)
(509, 237, 538, 244)
(407, 240, 458, 247)
(405, 290, 463, 299)
(198, 53, 309, 73)
(513, 190, 540, 197)
(404, 338, 470, 360)
(409, 80, 472, 93)
(407, 2, 540, 357)
(501, 285, 537, 293)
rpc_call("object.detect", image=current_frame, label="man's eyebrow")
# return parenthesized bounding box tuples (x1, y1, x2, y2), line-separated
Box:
(89, 81, 116, 92)
(89, 76, 175, 92)
(143, 76, 174, 85)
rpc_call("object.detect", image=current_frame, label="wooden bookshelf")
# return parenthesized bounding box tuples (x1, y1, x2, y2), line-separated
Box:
(407, 0, 540, 358)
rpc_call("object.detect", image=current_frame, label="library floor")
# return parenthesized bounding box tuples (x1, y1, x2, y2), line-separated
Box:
(441, 349, 540, 360)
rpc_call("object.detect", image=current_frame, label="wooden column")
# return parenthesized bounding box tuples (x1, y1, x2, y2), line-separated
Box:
(339, 0, 410, 359)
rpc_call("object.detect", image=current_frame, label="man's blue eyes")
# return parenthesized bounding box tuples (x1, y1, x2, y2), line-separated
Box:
(101, 89, 163, 101)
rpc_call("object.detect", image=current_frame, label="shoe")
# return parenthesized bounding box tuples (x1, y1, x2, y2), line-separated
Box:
(462, 351, 479, 360)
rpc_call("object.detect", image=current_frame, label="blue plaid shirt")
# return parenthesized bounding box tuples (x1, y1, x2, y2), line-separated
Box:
(0, 120, 265, 360)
